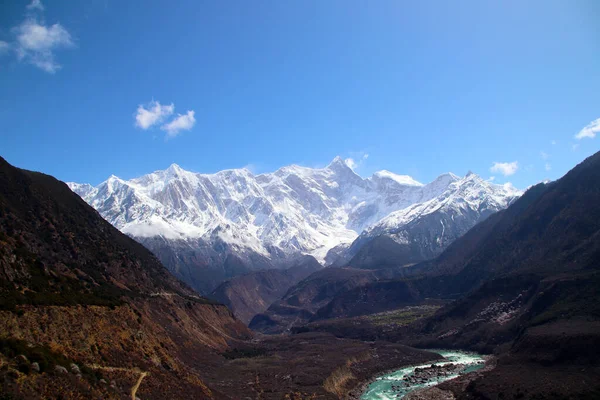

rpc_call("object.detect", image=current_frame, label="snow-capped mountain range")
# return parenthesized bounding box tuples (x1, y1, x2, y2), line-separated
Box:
(68, 157, 522, 293)
(339, 171, 523, 269)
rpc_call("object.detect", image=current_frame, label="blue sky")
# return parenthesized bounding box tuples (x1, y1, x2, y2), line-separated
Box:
(0, 0, 599, 187)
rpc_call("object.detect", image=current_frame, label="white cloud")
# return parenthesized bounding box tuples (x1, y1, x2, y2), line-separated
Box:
(488, 176, 496, 182)
(344, 152, 369, 171)
(575, 118, 600, 140)
(551, 140, 557, 145)
(0, 41, 9, 55)
(344, 158, 357, 169)
(490, 161, 519, 176)
(161, 110, 196, 137)
(540, 151, 549, 160)
(503, 182, 517, 191)
(135, 101, 174, 129)
(13, 17, 74, 73)
(545, 163, 551, 171)
(26, 0, 44, 11)
(2, 1, 73, 73)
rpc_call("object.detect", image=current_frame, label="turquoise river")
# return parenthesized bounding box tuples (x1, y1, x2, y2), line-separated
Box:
(360, 350, 486, 399)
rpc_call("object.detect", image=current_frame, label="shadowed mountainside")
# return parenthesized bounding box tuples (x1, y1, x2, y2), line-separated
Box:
(209, 255, 321, 324)
(248, 265, 421, 333)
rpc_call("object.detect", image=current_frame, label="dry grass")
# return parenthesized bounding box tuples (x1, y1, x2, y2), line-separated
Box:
(323, 351, 371, 398)
(323, 365, 355, 398)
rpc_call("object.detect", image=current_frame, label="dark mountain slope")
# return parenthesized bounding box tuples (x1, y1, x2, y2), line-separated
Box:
(249, 266, 415, 333)
(346, 235, 421, 270)
(209, 255, 321, 324)
(136, 235, 275, 294)
(0, 157, 251, 399)
(0, 157, 199, 307)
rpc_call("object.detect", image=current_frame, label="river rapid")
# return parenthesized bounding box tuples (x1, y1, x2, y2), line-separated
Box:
(360, 350, 486, 399)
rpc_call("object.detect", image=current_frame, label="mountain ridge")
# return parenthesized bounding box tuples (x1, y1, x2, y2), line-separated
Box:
(69, 157, 521, 293)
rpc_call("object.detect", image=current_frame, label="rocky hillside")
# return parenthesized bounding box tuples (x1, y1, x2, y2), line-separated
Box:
(0, 156, 251, 399)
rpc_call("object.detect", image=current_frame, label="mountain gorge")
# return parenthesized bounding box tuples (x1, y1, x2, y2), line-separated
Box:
(69, 157, 521, 294)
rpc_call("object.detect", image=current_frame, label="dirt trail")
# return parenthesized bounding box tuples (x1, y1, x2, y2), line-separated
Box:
(131, 371, 148, 400)
(89, 364, 148, 400)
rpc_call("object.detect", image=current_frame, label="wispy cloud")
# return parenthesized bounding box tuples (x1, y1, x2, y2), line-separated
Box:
(161, 110, 196, 138)
(551, 140, 557, 145)
(490, 161, 519, 176)
(540, 151, 549, 160)
(545, 163, 551, 171)
(575, 118, 600, 140)
(26, 0, 44, 11)
(4, 0, 75, 73)
(572, 143, 580, 151)
(0, 41, 9, 55)
(344, 152, 369, 171)
(135, 100, 174, 130)
(14, 19, 74, 73)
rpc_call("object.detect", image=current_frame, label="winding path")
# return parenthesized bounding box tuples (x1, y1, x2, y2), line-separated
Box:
(131, 371, 148, 400)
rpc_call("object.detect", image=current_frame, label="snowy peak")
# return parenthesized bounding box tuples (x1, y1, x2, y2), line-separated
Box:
(327, 155, 349, 169)
(425, 172, 460, 190)
(67, 182, 97, 199)
(366, 171, 522, 235)
(165, 163, 184, 177)
(70, 160, 521, 264)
